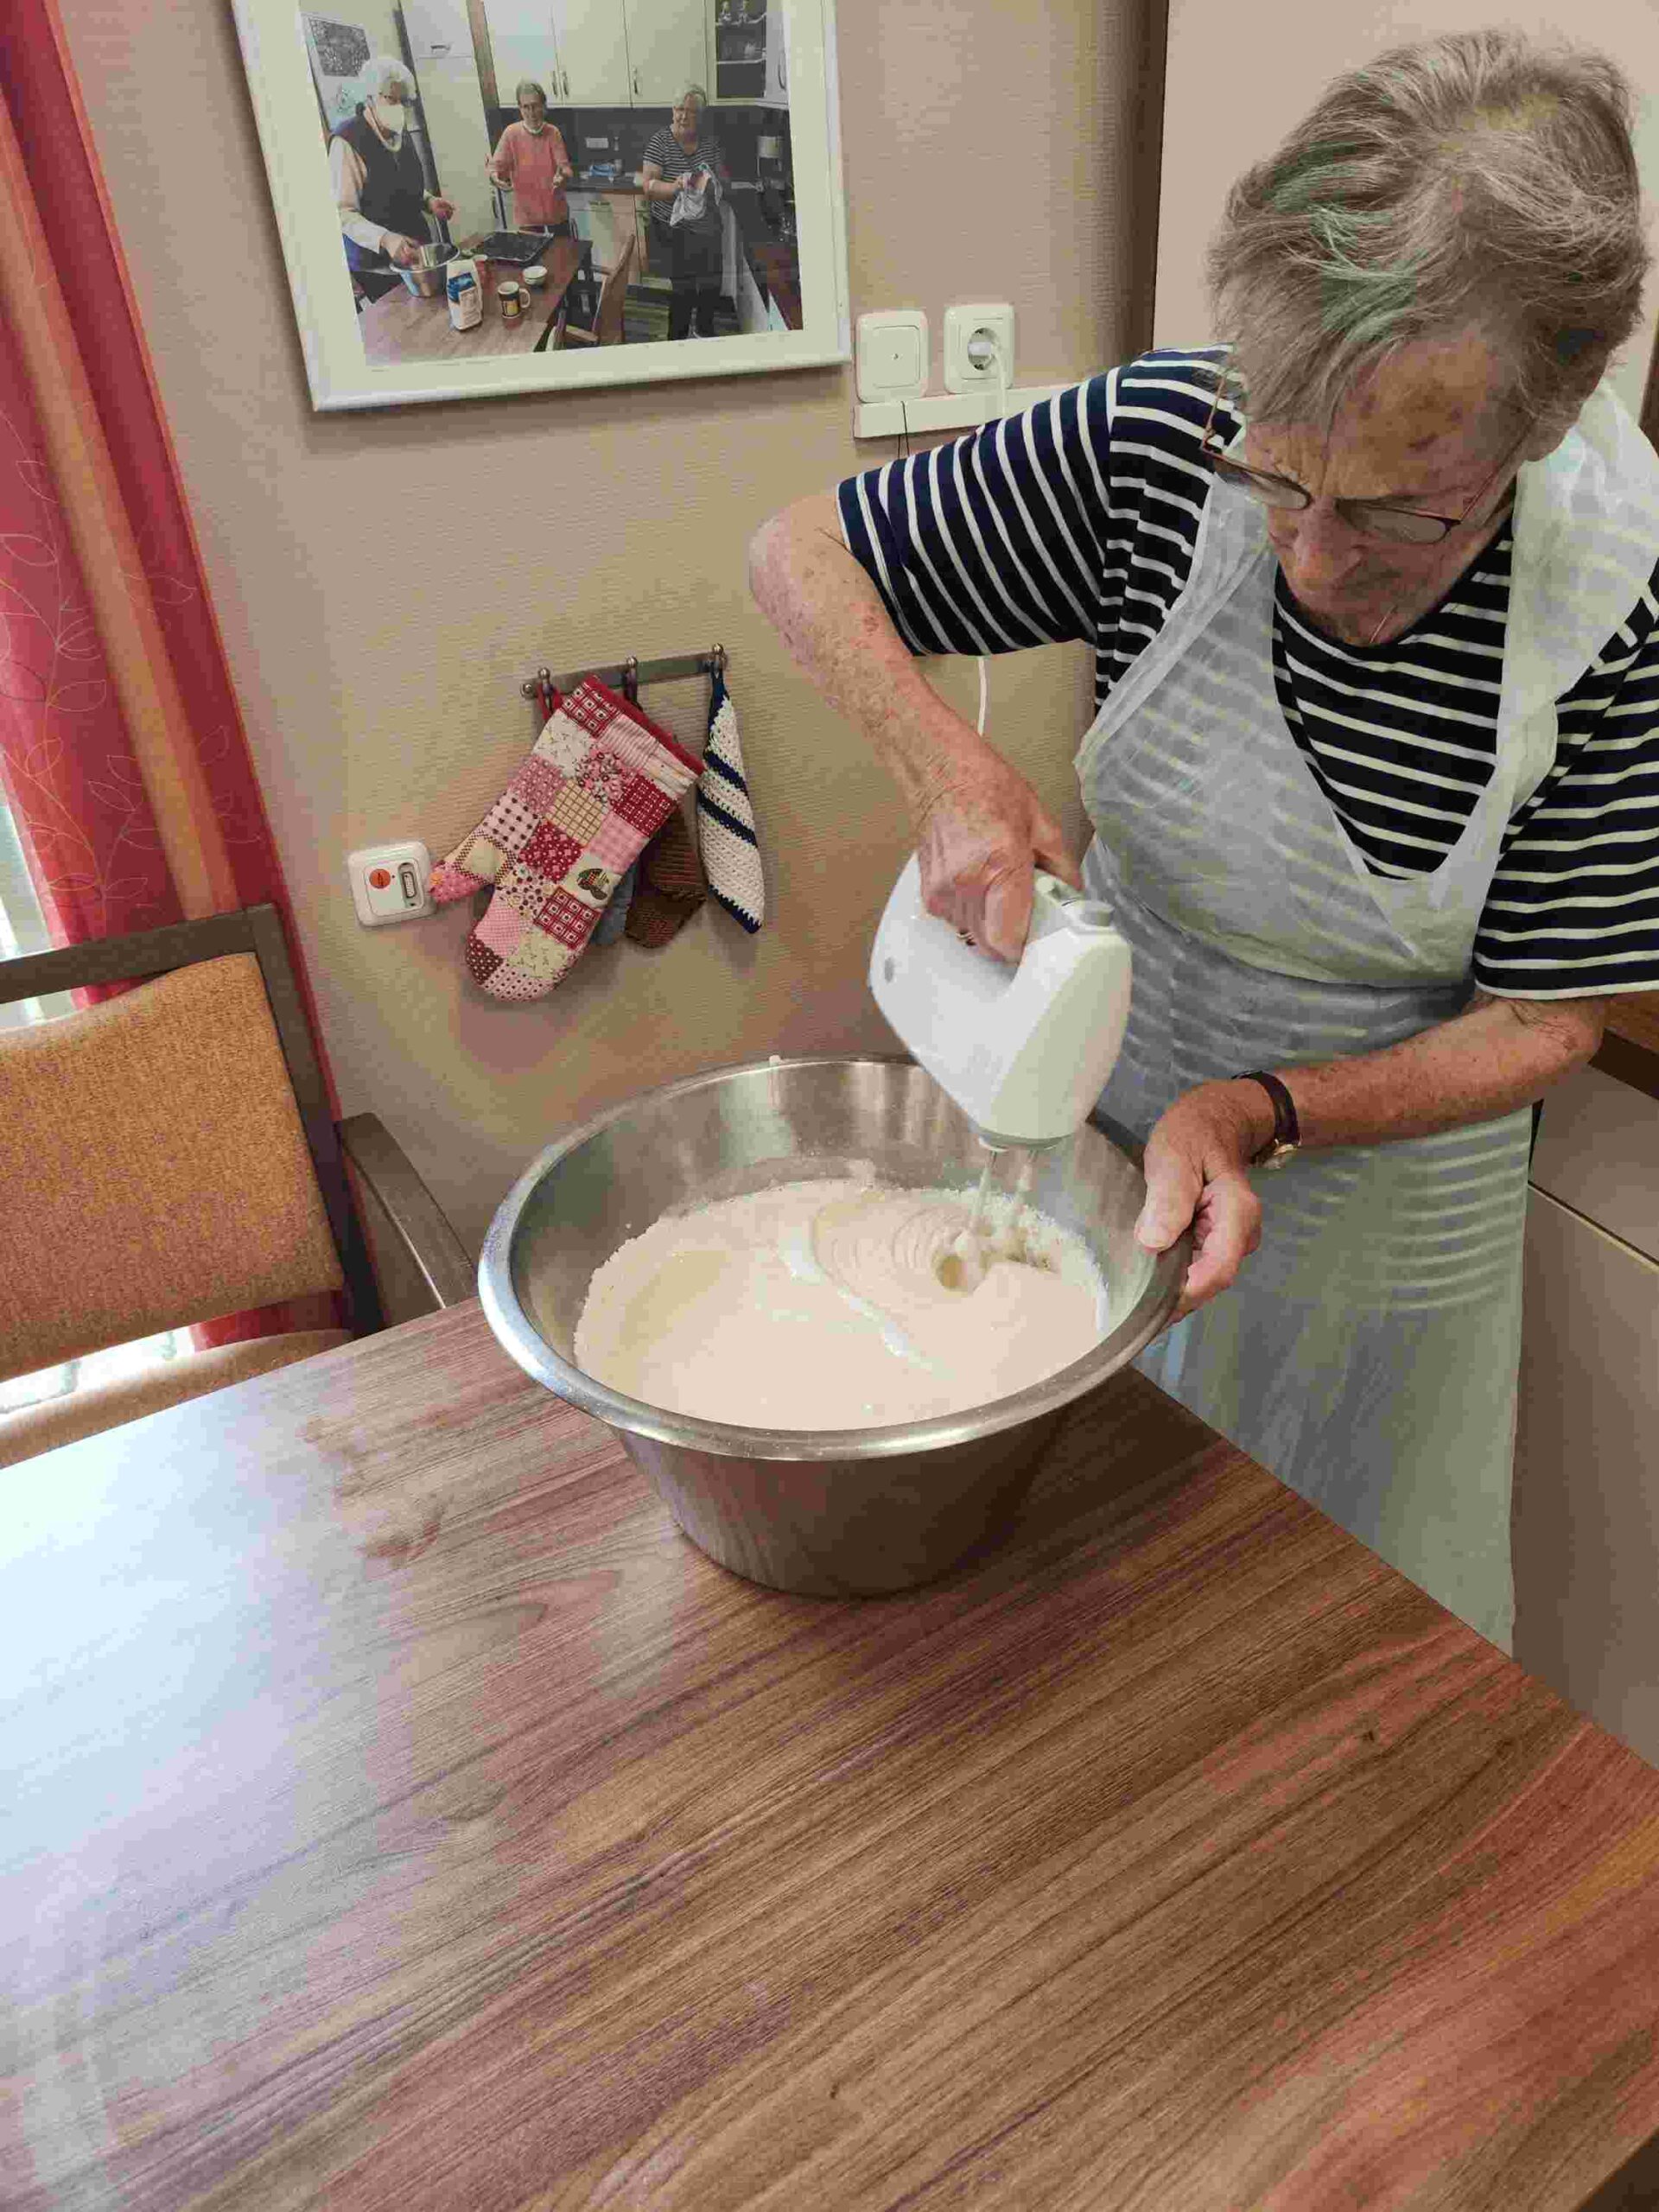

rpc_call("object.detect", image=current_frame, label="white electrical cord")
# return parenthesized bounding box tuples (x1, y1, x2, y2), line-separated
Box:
(974, 330, 1010, 737)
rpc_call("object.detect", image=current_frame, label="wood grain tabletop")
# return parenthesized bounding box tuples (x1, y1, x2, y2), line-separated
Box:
(7, 1300, 1659, 2212)
(357, 238, 582, 366)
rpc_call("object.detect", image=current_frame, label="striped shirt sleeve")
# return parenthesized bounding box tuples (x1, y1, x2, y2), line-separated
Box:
(836, 376, 1119, 657)
(1476, 564, 1659, 999)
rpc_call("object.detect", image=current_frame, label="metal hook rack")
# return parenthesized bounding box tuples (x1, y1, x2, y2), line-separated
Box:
(520, 643, 728, 704)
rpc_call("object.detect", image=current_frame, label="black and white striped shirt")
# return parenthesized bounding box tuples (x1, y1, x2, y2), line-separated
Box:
(836, 347, 1659, 1001)
(641, 128, 724, 232)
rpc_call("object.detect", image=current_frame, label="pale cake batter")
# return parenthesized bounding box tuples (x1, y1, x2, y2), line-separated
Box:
(570, 1178, 1109, 1429)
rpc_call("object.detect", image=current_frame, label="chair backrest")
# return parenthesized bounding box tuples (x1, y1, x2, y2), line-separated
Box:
(554, 232, 635, 351)
(0, 912, 349, 1383)
(594, 231, 636, 345)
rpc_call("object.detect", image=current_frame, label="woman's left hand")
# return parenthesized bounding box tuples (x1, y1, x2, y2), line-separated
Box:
(1135, 1082, 1267, 1319)
(428, 195, 456, 221)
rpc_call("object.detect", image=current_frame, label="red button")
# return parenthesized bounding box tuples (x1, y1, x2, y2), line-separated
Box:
(368, 868, 392, 889)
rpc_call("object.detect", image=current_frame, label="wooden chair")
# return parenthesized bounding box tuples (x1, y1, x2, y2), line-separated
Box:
(0, 906, 474, 1466)
(552, 231, 636, 349)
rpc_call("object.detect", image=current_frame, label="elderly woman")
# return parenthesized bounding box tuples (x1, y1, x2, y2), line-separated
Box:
(330, 55, 454, 302)
(641, 87, 728, 340)
(749, 31, 1659, 1649)
(487, 79, 575, 232)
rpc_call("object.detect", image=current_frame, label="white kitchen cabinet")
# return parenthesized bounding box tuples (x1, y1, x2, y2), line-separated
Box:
(632, 199, 667, 288)
(492, 35, 563, 117)
(718, 202, 738, 302)
(549, 0, 632, 102)
(565, 189, 633, 276)
(1530, 1061, 1659, 1267)
(482, 0, 557, 29)
(734, 247, 766, 334)
(481, 0, 555, 35)
(625, 0, 708, 104)
(764, 3, 788, 106)
(405, 0, 474, 62)
(481, 0, 566, 97)
(1514, 1185, 1659, 1767)
(564, 188, 596, 250)
(706, 0, 767, 103)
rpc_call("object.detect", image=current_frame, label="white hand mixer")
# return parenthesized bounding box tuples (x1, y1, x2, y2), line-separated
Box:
(869, 855, 1134, 1151)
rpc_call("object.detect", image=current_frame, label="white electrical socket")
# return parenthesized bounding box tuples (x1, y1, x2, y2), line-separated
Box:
(943, 303, 1014, 396)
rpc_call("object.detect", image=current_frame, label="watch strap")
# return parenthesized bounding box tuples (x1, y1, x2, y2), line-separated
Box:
(1237, 1070, 1299, 1166)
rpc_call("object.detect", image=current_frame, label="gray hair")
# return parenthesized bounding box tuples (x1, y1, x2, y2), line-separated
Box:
(1207, 30, 1649, 438)
(359, 54, 416, 104)
(514, 79, 549, 105)
(675, 85, 709, 111)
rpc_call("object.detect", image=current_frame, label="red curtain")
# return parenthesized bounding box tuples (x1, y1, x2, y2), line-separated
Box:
(0, 0, 344, 1348)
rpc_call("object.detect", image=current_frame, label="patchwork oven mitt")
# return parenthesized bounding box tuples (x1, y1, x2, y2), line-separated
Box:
(429, 677, 702, 1000)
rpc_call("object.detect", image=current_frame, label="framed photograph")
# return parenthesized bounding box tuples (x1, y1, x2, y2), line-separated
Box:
(231, 0, 849, 410)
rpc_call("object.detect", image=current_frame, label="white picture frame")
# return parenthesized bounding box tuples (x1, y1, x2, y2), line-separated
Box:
(232, 0, 849, 410)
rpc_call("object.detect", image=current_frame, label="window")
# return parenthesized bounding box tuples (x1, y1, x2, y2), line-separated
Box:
(0, 793, 74, 1032)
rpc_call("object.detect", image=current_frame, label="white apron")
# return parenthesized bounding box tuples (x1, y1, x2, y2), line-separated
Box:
(1076, 381, 1659, 1649)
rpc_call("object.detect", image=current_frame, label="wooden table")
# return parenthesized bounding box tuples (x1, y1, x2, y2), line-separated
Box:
(1598, 991, 1659, 1103)
(9, 1301, 1659, 2210)
(358, 237, 583, 367)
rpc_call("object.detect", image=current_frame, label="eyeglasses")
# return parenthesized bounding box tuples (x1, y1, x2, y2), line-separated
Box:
(1198, 369, 1523, 548)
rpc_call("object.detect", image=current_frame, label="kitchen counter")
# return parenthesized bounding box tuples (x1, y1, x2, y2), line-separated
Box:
(11, 1297, 1659, 2208)
(564, 171, 644, 195)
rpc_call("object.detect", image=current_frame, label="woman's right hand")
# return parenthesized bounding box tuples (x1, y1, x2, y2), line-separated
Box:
(913, 749, 1082, 963)
(386, 234, 422, 267)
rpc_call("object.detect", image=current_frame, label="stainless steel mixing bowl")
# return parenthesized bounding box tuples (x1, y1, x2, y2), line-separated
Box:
(478, 1055, 1187, 1598)
(397, 249, 460, 296)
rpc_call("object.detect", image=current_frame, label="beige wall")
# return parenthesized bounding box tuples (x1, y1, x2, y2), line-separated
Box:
(55, 0, 1150, 1253)
(1154, 0, 1659, 421)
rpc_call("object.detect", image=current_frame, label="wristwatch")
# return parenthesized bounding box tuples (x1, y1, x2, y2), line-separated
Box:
(1236, 1070, 1300, 1171)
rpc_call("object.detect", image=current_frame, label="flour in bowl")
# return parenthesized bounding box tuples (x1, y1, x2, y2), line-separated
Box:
(571, 1178, 1109, 1429)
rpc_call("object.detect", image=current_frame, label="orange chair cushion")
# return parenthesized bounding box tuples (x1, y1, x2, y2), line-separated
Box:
(0, 955, 343, 1381)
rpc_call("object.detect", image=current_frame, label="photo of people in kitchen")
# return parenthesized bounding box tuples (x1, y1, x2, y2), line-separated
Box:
(297, 3, 799, 368)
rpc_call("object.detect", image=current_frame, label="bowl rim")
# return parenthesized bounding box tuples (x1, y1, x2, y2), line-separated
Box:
(477, 1052, 1190, 1461)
